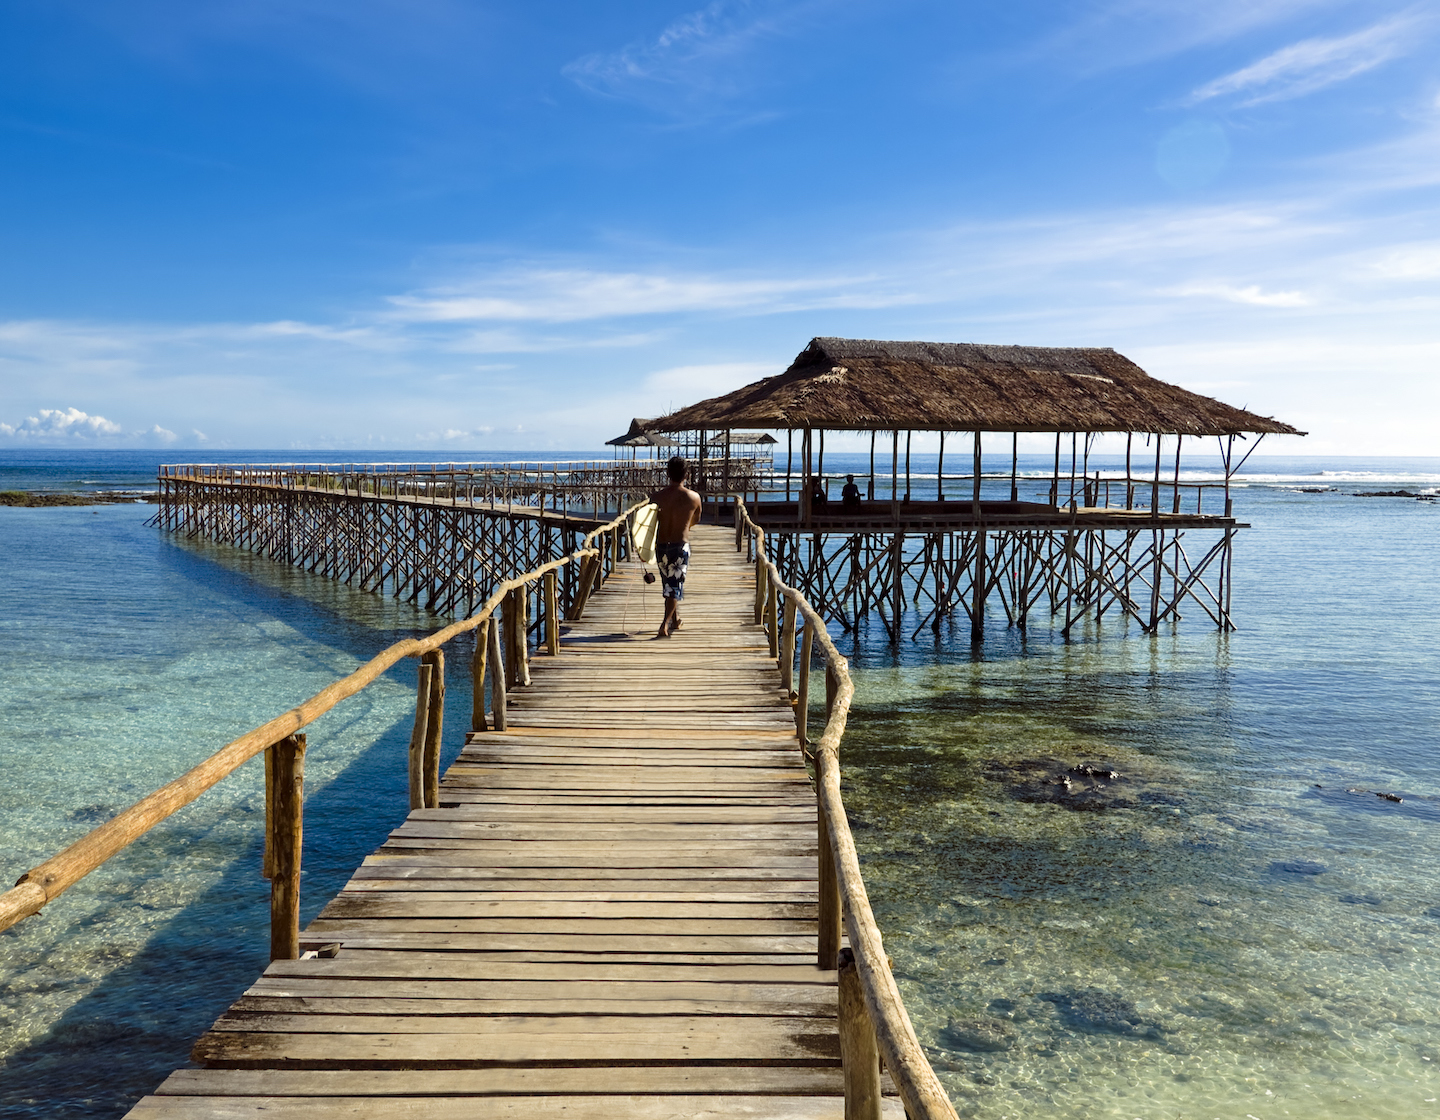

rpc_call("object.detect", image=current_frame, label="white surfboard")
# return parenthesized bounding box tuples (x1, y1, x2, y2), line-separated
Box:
(631, 503, 659, 564)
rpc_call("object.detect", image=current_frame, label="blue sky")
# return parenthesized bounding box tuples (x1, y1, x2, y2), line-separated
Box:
(0, 0, 1435, 454)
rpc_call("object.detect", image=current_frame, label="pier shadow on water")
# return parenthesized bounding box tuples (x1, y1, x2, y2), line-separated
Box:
(0, 708, 434, 1119)
(1, 518, 476, 1119)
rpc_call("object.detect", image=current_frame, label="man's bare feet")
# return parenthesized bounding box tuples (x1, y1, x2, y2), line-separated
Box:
(671, 618, 683, 631)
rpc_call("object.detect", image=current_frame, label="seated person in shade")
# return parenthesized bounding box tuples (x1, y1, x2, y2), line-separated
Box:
(809, 477, 828, 508)
(841, 474, 862, 512)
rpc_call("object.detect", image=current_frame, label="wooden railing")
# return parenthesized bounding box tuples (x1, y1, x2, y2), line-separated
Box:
(734, 497, 958, 1120)
(0, 503, 646, 946)
(157, 460, 769, 515)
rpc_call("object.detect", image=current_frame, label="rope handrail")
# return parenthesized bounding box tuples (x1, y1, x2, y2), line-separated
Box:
(734, 496, 958, 1120)
(0, 501, 648, 934)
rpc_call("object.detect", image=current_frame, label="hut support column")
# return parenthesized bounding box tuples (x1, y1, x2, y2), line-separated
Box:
(1010, 433, 1018, 502)
(891, 432, 899, 502)
(971, 432, 985, 642)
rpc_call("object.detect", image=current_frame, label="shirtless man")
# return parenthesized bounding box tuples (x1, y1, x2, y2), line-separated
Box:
(649, 455, 702, 638)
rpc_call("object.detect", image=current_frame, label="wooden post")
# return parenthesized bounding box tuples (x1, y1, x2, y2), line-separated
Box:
(471, 619, 489, 731)
(1010, 432, 1018, 502)
(544, 569, 560, 655)
(766, 581, 779, 658)
(779, 597, 798, 694)
(818, 808, 840, 969)
(487, 613, 507, 731)
(262, 746, 275, 880)
(753, 557, 767, 625)
(517, 586, 531, 686)
(837, 946, 883, 1120)
(408, 661, 432, 811)
(422, 649, 444, 809)
(268, 733, 306, 962)
(797, 621, 814, 744)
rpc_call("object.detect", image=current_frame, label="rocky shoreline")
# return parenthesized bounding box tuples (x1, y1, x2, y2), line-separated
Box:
(0, 489, 156, 507)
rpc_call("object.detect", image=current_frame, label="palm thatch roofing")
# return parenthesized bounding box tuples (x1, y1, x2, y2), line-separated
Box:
(650, 338, 1303, 437)
(706, 432, 778, 446)
(606, 418, 678, 448)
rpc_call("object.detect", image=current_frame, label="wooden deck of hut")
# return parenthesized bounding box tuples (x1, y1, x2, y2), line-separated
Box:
(123, 524, 902, 1119)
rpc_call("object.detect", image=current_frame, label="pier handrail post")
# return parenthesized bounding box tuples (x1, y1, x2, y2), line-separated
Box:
(780, 597, 798, 695)
(544, 569, 560, 655)
(753, 552, 767, 625)
(422, 649, 444, 809)
(838, 946, 884, 1120)
(766, 579, 779, 658)
(268, 732, 306, 962)
(408, 661, 433, 811)
(797, 621, 814, 744)
(817, 807, 841, 970)
(487, 616, 508, 731)
(472, 619, 490, 732)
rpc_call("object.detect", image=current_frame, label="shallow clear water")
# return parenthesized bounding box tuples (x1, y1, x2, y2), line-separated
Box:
(2, 452, 1438, 1118)
(824, 459, 1440, 1119)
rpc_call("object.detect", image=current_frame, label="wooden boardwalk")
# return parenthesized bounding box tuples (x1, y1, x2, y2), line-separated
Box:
(126, 525, 900, 1118)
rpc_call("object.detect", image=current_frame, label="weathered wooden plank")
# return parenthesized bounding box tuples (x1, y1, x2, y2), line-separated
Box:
(130, 1093, 906, 1118)
(262, 956, 837, 983)
(191, 1022, 839, 1063)
(152, 1066, 881, 1097)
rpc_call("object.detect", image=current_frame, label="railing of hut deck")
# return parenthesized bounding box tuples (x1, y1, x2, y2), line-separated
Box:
(734, 497, 959, 1120)
(0, 502, 645, 952)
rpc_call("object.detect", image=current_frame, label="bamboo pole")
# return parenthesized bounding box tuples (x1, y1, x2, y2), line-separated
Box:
(838, 946, 884, 1120)
(422, 649, 444, 809)
(269, 733, 306, 962)
(408, 662, 432, 811)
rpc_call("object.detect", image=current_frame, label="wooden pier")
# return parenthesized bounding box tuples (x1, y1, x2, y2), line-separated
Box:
(122, 525, 906, 1118)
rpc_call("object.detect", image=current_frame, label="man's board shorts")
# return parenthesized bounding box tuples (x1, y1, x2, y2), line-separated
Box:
(655, 542, 690, 601)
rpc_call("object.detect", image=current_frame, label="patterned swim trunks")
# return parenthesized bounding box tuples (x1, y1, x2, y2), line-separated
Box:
(655, 542, 690, 601)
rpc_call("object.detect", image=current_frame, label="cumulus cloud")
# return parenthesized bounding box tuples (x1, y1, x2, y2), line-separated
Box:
(0, 407, 123, 440)
(1186, 16, 1420, 106)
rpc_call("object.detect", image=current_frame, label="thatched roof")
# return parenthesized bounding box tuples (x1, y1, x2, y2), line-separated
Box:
(650, 338, 1303, 437)
(706, 432, 778, 446)
(606, 418, 677, 448)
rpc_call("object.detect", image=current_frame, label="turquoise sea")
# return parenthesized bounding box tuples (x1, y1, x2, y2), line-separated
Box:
(1, 449, 1438, 1118)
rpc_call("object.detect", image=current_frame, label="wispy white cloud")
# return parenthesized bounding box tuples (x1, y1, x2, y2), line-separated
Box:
(1186, 16, 1421, 106)
(562, 0, 825, 118)
(387, 267, 910, 323)
(1166, 283, 1312, 307)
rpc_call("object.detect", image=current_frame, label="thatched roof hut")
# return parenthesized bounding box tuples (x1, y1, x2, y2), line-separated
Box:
(651, 338, 1302, 437)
